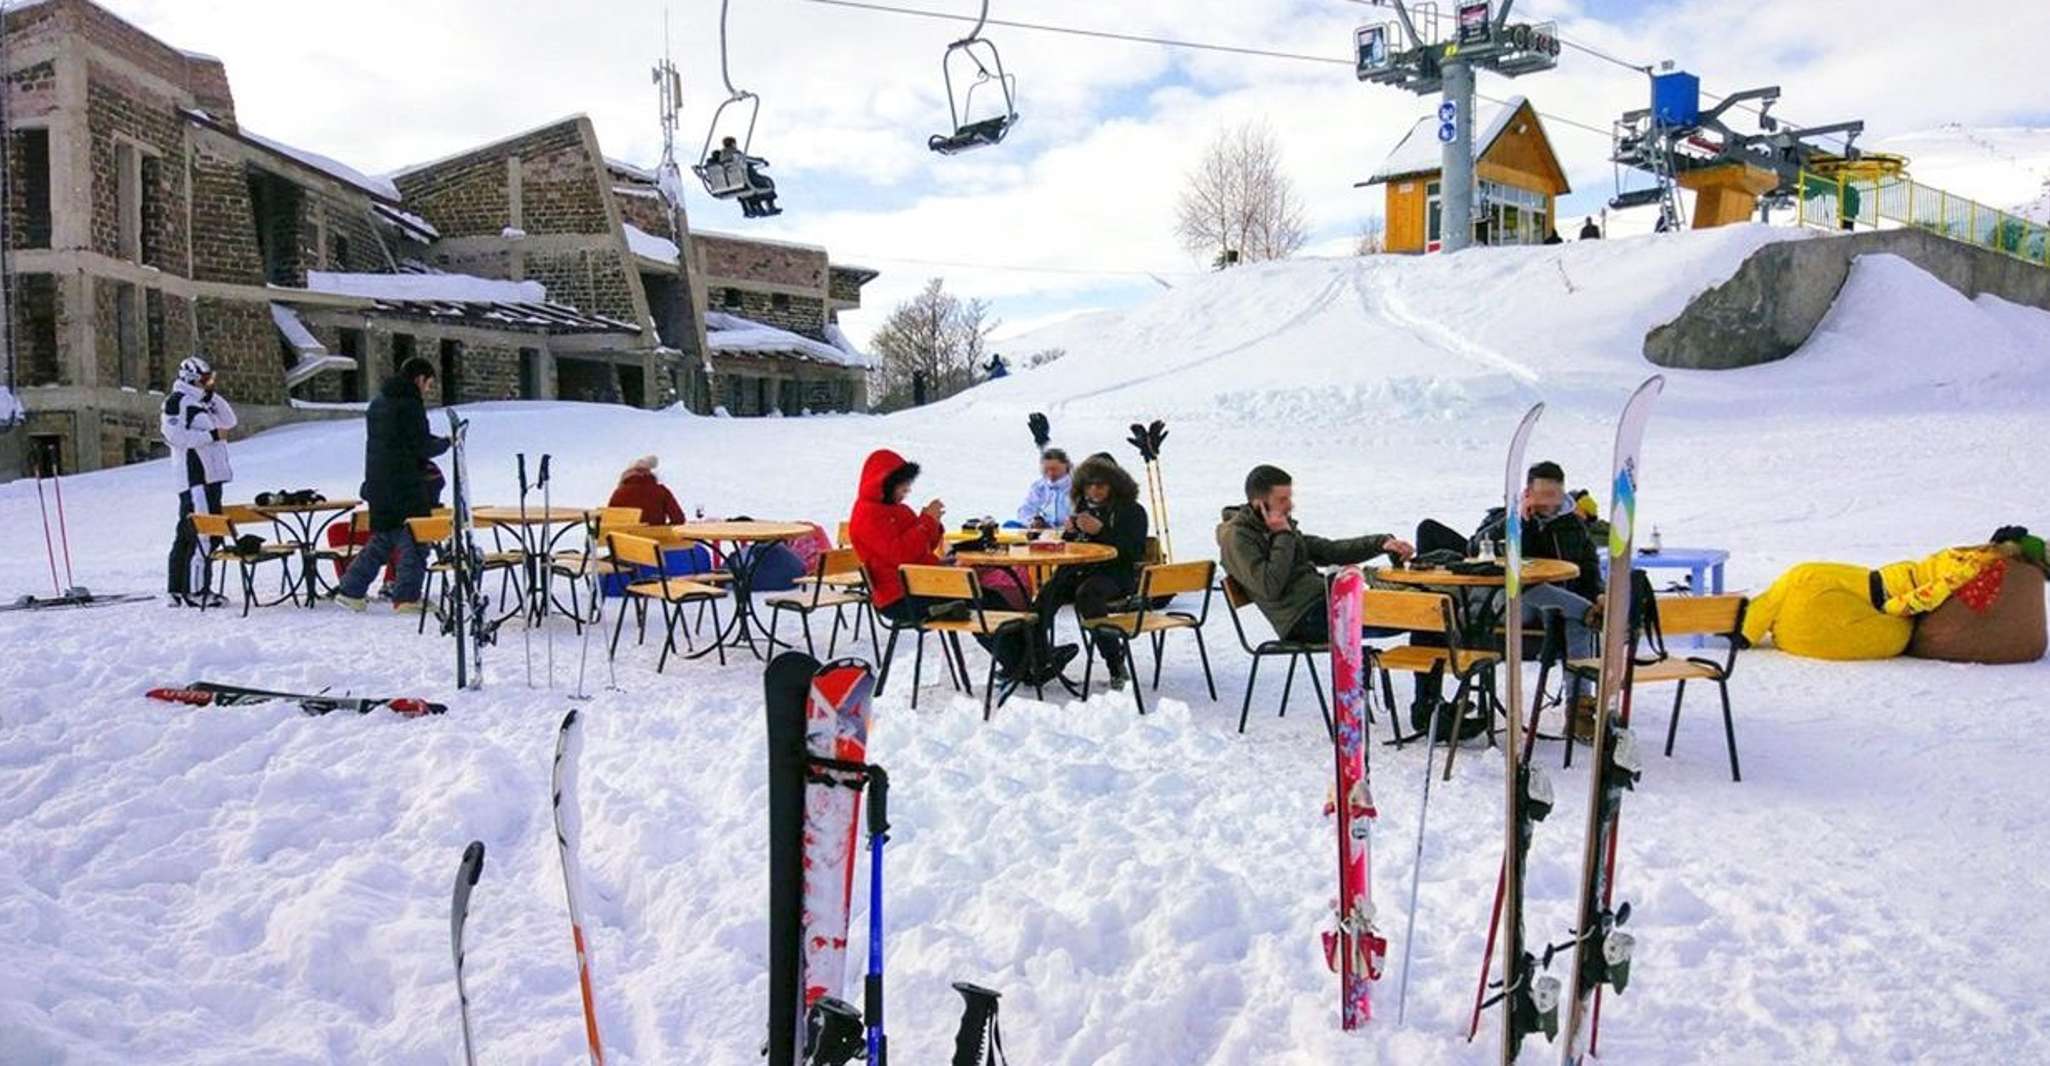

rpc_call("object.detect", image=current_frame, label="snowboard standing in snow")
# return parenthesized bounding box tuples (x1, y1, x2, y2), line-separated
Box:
(443, 409, 492, 689)
(451, 840, 486, 1066)
(1466, 403, 1563, 1062)
(1557, 377, 1662, 1064)
(551, 709, 606, 1065)
(1321, 565, 1385, 1029)
(765, 652, 878, 1065)
(146, 681, 445, 717)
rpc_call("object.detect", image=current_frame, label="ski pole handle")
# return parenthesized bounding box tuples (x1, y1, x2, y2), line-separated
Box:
(538, 454, 552, 490)
(517, 453, 528, 495)
(866, 765, 890, 837)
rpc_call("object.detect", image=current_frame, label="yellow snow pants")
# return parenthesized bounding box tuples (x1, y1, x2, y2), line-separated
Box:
(1741, 562, 1914, 661)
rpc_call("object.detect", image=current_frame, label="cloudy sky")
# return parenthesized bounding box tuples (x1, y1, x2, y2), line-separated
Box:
(105, 0, 2050, 346)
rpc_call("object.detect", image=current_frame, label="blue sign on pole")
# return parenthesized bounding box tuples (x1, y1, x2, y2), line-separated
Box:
(1438, 121, 1457, 144)
(1438, 101, 1457, 123)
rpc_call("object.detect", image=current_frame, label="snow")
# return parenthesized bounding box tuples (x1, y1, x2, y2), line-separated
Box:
(373, 202, 440, 241)
(0, 386, 23, 426)
(1366, 95, 1531, 184)
(5, 227, 2050, 1063)
(705, 311, 876, 370)
(387, 114, 591, 180)
(238, 127, 402, 202)
(501, 226, 528, 240)
(623, 222, 679, 263)
(302, 271, 548, 305)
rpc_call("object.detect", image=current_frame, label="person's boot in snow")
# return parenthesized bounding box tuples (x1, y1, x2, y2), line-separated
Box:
(1105, 649, 1130, 690)
(335, 592, 368, 612)
(393, 599, 428, 616)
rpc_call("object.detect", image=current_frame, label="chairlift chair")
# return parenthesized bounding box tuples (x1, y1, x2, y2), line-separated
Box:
(928, 2, 1019, 155)
(693, 89, 766, 199)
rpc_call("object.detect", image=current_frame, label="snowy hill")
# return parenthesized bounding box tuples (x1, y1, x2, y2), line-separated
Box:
(4, 227, 2049, 1064)
(1880, 124, 2050, 222)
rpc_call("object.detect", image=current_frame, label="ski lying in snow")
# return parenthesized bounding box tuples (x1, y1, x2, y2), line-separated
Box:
(452, 840, 486, 1066)
(1466, 403, 1563, 1062)
(552, 709, 606, 1065)
(3, 590, 154, 612)
(146, 681, 445, 717)
(1322, 565, 1385, 1029)
(1556, 376, 1662, 1065)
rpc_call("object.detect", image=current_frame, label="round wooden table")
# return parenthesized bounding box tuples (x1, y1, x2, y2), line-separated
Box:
(677, 520, 816, 660)
(1376, 557, 1580, 589)
(944, 528, 1043, 547)
(247, 497, 362, 607)
(473, 505, 598, 625)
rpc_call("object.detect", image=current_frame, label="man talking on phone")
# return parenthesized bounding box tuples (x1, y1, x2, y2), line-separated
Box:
(1216, 464, 1414, 644)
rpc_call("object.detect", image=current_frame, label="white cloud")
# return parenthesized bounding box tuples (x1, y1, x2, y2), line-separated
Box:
(103, 0, 2050, 347)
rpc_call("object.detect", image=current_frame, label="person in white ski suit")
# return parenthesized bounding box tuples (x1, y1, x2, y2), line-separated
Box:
(161, 356, 236, 605)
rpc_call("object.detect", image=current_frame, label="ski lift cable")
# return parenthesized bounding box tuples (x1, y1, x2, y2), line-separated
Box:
(717, 0, 741, 96)
(791, 0, 1616, 139)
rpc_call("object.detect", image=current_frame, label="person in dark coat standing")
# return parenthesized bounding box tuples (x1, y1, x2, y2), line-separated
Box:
(335, 357, 449, 612)
(1578, 216, 1601, 240)
(1044, 454, 1150, 686)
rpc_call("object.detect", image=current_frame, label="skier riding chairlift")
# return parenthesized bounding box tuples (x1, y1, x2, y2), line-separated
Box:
(927, 0, 1019, 155)
(691, 0, 782, 216)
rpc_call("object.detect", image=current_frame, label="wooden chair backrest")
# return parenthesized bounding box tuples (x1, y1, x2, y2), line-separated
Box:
(222, 503, 267, 525)
(348, 511, 374, 535)
(607, 532, 665, 570)
(596, 506, 645, 534)
(901, 564, 976, 602)
(836, 520, 854, 548)
(408, 515, 453, 544)
(1221, 574, 1254, 611)
(818, 547, 861, 579)
(1144, 536, 1165, 567)
(1657, 594, 1746, 637)
(1361, 588, 1454, 635)
(1142, 560, 1214, 599)
(190, 512, 235, 539)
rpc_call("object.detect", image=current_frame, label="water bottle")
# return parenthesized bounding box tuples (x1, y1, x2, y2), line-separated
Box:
(1649, 525, 1663, 554)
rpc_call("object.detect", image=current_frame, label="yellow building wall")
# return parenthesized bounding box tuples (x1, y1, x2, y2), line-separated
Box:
(1385, 180, 1427, 254)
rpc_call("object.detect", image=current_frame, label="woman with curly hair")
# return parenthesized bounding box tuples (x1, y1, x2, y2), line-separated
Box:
(1044, 453, 1151, 686)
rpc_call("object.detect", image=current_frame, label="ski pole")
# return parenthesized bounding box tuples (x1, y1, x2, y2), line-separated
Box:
(866, 765, 890, 1066)
(33, 461, 60, 595)
(1395, 701, 1444, 1025)
(49, 455, 76, 591)
(571, 515, 598, 702)
(517, 453, 533, 688)
(541, 454, 555, 689)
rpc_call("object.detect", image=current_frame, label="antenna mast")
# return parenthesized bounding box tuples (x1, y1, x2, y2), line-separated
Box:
(653, 11, 717, 407)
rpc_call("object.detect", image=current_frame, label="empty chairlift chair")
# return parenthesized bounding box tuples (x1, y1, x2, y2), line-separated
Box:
(927, 1, 1020, 155)
(1077, 560, 1218, 715)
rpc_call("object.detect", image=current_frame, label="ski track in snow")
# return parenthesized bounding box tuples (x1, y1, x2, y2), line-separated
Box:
(3, 229, 2050, 1064)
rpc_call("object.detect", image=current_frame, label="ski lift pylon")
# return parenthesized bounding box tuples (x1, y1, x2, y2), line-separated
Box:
(928, 0, 1019, 155)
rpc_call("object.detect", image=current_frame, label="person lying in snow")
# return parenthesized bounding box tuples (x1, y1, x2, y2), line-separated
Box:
(608, 454, 686, 525)
(1741, 527, 2047, 660)
(1216, 463, 1413, 645)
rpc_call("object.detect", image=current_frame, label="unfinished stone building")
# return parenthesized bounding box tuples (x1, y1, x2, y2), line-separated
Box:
(1, 0, 876, 477)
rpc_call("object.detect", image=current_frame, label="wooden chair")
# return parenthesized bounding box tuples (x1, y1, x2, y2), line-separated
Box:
(895, 564, 1037, 719)
(867, 563, 964, 701)
(1078, 560, 1218, 714)
(1569, 593, 1748, 782)
(765, 547, 876, 659)
(1220, 574, 1331, 736)
(191, 511, 297, 616)
(604, 532, 728, 671)
(549, 508, 642, 629)
(313, 510, 374, 578)
(1362, 588, 1500, 757)
(408, 514, 525, 634)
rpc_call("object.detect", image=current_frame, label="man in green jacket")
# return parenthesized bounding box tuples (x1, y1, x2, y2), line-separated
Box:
(1217, 464, 1414, 643)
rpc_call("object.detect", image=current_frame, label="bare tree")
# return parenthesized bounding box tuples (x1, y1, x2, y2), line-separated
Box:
(1355, 215, 1386, 255)
(1174, 120, 1309, 267)
(869, 277, 996, 410)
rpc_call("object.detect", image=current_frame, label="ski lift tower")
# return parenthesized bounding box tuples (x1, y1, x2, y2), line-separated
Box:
(651, 19, 717, 413)
(1355, 1, 1561, 253)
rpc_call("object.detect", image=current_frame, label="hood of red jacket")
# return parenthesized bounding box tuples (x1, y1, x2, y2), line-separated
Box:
(859, 449, 910, 504)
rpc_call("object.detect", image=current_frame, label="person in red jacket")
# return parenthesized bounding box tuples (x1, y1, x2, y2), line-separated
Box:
(848, 448, 945, 621)
(608, 455, 687, 525)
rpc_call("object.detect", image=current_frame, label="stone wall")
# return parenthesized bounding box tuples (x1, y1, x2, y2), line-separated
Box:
(187, 137, 267, 284)
(195, 297, 283, 404)
(613, 187, 671, 238)
(396, 119, 610, 238)
(715, 286, 826, 337)
(519, 248, 639, 324)
(85, 62, 192, 271)
(521, 128, 609, 234)
(5, 63, 60, 250)
(14, 273, 66, 385)
(1645, 228, 2050, 370)
(827, 267, 869, 307)
(697, 233, 825, 289)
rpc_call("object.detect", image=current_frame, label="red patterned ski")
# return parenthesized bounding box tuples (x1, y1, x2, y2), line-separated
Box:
(800, 661, 875, 1010)
(1322, 565, 1385, 1028)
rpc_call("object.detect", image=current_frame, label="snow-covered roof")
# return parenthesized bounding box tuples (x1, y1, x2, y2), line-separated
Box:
(271, 304, 360, 388)
(624, 223, 680, 264)
(1364, 95, 1534, 184)
(387, 114, 591, 180)
(304, 271, 546, 304)
(237, 126, 401, 201)
(706, 311, 875, 370)
(606, 157, 657, 182)
(373, 202, 439, 241)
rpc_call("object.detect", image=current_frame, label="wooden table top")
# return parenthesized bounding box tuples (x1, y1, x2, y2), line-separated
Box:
(1375, 557, 1579, 588)
(472, 506, 594, 524)
(247, 498, 361, 515)
(944, 528, 1041, 546)
(681, 520, 814, 542)
(952, 541, 1117, 568)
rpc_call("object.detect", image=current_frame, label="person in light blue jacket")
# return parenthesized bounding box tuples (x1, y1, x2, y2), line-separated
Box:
(1016, 447, 1073, 529)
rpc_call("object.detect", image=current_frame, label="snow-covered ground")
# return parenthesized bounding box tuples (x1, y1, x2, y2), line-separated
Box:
(4, 226, 2048, 1064)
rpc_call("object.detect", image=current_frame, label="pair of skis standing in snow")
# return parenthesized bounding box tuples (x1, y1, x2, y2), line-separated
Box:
(1324, 378, 1662, 1065)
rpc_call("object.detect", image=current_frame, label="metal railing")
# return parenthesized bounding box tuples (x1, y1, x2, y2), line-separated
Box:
(1795, 169, 2050, 269)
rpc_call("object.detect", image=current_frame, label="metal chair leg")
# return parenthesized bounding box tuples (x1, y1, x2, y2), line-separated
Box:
(1150, 631, 1167, 691)
(1718, 680, 1742, 783)
(609, 595, 632, 660)
(1664, 680, 1687, 757)
(949, 634, 975, 698)
(1236, 655, 1263, 733)
(826, 607, 844, 659)
(708, 601, 727, 666)
(982, 650, 1000, 721)
(655, 602, 676, 673)
(800, 612, 817, 658)
(874, 626, 902, 696)
(1279, 655, 1299, 719)
(1127, 636, 1147, 716)
(1308, 658, 1333, 740)
(1194, 629, 1218, 702)
(911, 630, 926, 710)
(417, 570, 435, 635)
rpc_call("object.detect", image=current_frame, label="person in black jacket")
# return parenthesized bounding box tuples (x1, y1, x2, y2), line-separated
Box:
(1042, 453, 1151, 686)
(335, 357, 450, 612)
